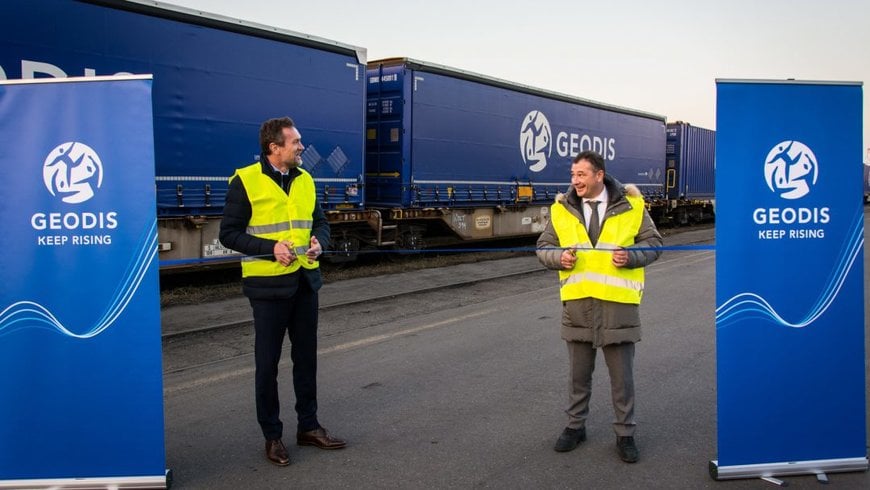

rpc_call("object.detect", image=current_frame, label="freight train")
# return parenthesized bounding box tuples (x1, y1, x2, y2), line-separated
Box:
(661, 122, 716, 225)
(865, 149, 870, 203)
(1, 0, 716, 269)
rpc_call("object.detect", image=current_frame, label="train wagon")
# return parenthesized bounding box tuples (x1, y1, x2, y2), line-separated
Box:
(864, 148, 870, 204)
(664, 122, 716, 224)
(364, 57, 667, 250)
(1, 0, 368, 269)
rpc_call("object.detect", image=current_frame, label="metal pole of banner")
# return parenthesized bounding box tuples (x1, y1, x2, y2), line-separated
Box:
(0, 470, 172, 490)
(709, 457, 868, 481)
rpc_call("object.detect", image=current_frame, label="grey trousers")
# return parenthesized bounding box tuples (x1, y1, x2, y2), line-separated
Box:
(566, 341, 636, 436)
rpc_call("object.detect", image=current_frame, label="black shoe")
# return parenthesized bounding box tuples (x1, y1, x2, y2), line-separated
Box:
(265, 439, 290, 466)
(296, 427, 347, 450)
(616, 436, 639, 463)
(554, 427, 586, 452)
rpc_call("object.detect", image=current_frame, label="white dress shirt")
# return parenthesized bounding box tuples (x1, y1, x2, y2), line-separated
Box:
(582, 187, 608, 229)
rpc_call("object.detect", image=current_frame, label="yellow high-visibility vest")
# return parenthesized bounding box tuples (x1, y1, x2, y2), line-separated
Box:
(550, 195, 646, 304)
(232, 163, 319, 278)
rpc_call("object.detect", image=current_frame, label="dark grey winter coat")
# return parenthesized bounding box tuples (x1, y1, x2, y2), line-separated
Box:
(536, 176, 662, 347)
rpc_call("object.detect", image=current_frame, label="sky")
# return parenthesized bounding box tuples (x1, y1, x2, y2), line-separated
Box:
(170, 0, 869, 159)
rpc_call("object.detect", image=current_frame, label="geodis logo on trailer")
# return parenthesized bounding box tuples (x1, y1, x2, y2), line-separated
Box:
(753, 140, 830, 240)
(519, 110, 616, 173)
(31, 141, 118, 246)
(519, 111, 552, 172)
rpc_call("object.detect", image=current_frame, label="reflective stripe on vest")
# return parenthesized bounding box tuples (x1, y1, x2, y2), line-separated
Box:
(232, 162, 319, 277)
(246, 220, 313, 235)
(550, 195, 646, 304)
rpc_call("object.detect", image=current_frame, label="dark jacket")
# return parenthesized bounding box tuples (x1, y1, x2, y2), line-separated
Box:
(536, 175, 662, 347)
(219, 156, 330, 299)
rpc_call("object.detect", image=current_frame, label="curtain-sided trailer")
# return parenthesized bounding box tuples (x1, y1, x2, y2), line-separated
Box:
(864, 148, 870, 204)
(1, 0, 368, 269)
(663, 122, 716, 224)
(364, 57, 668, 251)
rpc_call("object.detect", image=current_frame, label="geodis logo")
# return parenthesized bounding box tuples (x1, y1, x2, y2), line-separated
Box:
(32, 141, 117, 247)
(763, 140, 817, 200)
(754, 140, 829, 240)
(43, 142, 103, 203)
(519, 110, 616, 173)
(519, 111, 551, 172)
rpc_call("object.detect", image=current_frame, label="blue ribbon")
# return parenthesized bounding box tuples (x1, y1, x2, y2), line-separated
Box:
(159, 244, 715, 268)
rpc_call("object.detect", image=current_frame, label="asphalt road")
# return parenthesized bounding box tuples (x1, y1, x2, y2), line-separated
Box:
(161, 218, 870, 489)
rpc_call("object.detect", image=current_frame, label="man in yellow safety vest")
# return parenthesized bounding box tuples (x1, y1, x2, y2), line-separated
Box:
(220, 117, 346, 468)
(536, 150, 662, 463)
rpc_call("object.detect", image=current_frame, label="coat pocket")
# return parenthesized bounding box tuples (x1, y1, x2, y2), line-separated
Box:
(562, 300, 593, 327)
(601, 302, 640, 329)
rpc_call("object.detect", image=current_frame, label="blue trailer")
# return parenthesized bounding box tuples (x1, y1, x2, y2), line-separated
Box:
(864, 161, 870, 204)
(1, 0, 368, 268)
(366, 58, 666, 247)
(665, 122, 716, 224)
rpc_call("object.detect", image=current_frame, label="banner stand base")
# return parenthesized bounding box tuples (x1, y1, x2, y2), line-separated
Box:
(709, 457, 868, 481)
(0, 469, 172, 489)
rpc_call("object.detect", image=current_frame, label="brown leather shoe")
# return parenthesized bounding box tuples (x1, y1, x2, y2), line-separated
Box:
(296, 427, 347, 450)
(265, 439, 290, 466)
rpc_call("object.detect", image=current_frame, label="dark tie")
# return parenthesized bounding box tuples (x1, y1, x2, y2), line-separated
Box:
(586, 200, 600, 246)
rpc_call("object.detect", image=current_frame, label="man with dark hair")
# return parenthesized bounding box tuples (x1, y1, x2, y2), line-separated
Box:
(220, 116, 346, 467)
(536, 150, 662, 463)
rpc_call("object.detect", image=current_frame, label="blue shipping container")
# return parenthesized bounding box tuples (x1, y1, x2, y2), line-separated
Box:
(666, 122, 716, 200)
(366, 58, 667, 209)
(0, 0, 367, 216)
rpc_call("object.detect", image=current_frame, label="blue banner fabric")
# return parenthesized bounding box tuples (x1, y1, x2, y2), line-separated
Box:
(0, 77, 165, 482)
(714, 80, 866, 472)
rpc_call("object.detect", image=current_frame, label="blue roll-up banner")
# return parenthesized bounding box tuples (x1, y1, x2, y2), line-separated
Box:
(712, 79, 867, 480)
(0, 77, 168, 488)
